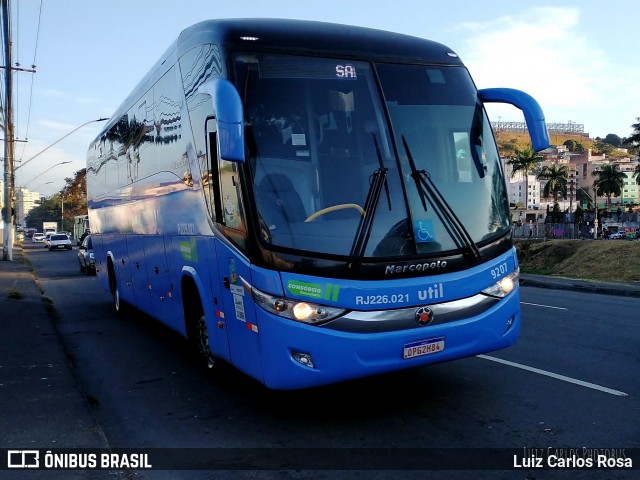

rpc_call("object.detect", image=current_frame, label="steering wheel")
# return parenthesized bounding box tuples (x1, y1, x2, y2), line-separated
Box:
(305, 203, 365, 222)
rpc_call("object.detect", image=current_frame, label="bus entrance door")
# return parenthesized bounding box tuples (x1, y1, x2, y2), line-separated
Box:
(214, 241, 264, 384)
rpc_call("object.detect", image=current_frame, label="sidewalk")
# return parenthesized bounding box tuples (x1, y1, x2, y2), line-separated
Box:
(0, 242, 108, 453)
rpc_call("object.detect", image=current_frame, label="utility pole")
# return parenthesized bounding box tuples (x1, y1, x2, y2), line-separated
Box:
(1, 0, 34, 260)
(2, 0, 14, 261)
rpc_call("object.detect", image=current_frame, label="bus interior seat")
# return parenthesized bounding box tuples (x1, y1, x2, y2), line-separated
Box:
(317, 111, 364, 219)
(256, 173, 307, 226)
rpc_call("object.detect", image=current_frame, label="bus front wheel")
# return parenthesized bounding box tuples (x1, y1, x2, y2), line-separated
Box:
(108, 261, 128, 318)
(183, 282, 215, 369)
(195, 314, 215, 369)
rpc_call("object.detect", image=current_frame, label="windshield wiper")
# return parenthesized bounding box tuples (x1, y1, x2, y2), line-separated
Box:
(470, 102, 487, 179)
(346, 134, 391, 272)
(402, 135, 482, 261)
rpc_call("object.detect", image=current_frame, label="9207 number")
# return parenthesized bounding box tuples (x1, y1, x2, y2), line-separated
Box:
(490, 262, 508, 279)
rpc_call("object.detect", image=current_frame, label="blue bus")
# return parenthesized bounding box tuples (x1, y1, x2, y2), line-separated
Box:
(87, 19, 549, 390)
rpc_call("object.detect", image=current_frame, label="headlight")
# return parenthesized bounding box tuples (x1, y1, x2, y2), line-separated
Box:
(482, 269, 519, 298)
(252, 286, 347, 325)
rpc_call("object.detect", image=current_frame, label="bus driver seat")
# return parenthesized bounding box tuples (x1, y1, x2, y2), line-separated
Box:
(255, 173, 307, 230)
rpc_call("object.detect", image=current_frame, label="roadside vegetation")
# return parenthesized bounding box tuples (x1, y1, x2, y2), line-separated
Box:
(515, 239, 640, 283)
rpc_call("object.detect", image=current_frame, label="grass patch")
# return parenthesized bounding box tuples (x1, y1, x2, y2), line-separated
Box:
(515, 239, 640, 283)
(7, 288, 23, 299)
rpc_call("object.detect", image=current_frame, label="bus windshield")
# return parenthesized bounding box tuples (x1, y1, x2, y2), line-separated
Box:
(234, 54, 510, 260)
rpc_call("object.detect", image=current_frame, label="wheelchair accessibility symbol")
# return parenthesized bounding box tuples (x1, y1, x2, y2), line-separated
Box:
(414, 220, 435, 243)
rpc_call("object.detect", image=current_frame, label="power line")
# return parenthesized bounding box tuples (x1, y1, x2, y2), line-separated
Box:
(14, 0, 41, 163)
(18, 0, 41, 150)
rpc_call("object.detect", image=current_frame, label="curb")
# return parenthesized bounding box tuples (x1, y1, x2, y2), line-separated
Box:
(520, 275, 640, 298)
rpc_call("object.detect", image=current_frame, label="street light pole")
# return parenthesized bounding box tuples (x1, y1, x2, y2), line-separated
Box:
(15, 117, 108, 173)
(2, 116, 108, 261)
(23, 161, 72, 187)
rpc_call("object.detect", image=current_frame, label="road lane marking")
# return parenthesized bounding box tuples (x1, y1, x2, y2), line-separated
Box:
(521, 301, 568, 310)
(477, 355, 628, 397)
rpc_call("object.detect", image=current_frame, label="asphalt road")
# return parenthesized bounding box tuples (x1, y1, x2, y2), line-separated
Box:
(21, 242, 640, 479)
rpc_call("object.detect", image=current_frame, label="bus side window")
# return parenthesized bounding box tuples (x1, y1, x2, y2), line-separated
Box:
(219, 158, 247, 233)
(206, 117, 248, 248)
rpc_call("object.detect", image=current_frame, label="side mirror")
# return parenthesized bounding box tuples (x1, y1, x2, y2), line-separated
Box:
(478, 88, 550, 152)
(199, 79, 245, 163)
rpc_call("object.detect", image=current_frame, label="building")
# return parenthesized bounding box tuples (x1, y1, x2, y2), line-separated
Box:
(507, 174, 540, 210)
(15, 188, 41, 228)
(621, 171, 640, 205)
(568, 150, 639, 208)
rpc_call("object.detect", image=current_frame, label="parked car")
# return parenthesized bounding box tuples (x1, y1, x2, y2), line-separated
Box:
(78, 235, 95, 275)
(32, 232, 46, 243)
(609, 231, 624, 240)
(47, 233, 72, 251)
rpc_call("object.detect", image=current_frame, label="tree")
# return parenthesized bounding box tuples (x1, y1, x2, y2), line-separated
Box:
(626, 117, 640, 150)
(60, 169, 88, 231)
(506, 146, 543, 208)
(26, 169, 88, 231)
(24, 195, 62, 230)
(592, 163, 626, 211)
(563, 139, 585, 153)
(603, 134, 622, 147)
(551, 202, 562, 223)
(633, 163, 640, 185)
(592, 139, 613, 155)
(537, 162, 568, 202)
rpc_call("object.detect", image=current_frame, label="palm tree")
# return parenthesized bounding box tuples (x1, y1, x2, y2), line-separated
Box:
(506, 146, 543, 208)
(592, 163, 626, 211)
(633, 163, 640, 185)
(626, 117, 640, 150)
(537, 162, 568, 202)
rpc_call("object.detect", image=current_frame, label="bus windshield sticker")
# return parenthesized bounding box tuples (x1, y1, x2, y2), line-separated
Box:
(413, 219, 435, 243)
(291, 133, 306, 146)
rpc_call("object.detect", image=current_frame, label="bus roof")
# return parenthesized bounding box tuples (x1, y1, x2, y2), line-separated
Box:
(178, 18, 463, 65)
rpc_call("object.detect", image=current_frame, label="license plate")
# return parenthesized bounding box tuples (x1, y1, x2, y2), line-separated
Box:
(403, 337, 445, 359)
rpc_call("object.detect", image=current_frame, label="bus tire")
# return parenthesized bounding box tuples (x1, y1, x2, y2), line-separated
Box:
(108, 259, 128, 318)
(195, 313, 215, 369)
(183, 281, 215, 369)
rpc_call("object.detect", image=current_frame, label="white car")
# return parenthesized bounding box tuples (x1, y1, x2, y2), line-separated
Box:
(32, 232, 46, 243)
(47, 233, 73, 251)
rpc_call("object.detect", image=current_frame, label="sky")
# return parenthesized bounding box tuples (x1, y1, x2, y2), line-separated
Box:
(6, 0, 640, 196)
